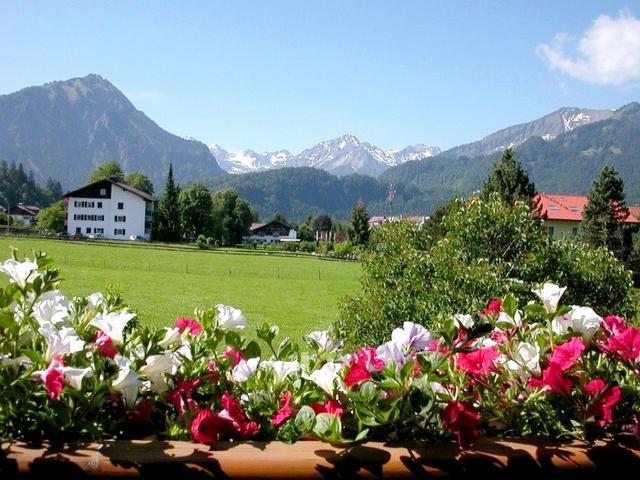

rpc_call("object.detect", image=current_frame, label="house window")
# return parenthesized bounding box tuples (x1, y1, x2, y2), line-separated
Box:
(114, 228, 126, 236)
(86, 227, 91, 234)
(100, 188, 107, 196)
(118, 202, 124, 210)
(572, 227, 579, 236)
(94, 228, 104, 234)
(97, 202, 102, 208)
(547, 226, 555, 236)
(75, 227, 81, 234)
(114, 215, 126, 222)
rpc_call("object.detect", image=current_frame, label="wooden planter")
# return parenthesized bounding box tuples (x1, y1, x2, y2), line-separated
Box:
(2, 436, 639, 478)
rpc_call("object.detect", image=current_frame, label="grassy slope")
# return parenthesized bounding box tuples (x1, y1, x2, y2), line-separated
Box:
(0, 237, 361, 340)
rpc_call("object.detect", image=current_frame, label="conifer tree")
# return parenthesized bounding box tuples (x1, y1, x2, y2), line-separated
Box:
(349, 200, 370, 246)
(482, 148, 536, 206)
(582, 165, 631, 260)
(155, 164, 182, 242)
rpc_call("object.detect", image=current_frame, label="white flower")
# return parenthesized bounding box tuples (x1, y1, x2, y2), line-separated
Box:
(158, 327, 182, 347)
(305, 330, 343, 352)
(231, 357, 260, 383)
(391, 322, 432, 351)
(0, 259, 39, 289)
(454, 314, 474, 329)
(303, 361, 342, 395)
(215, 304, 248, 330)
(552, 314, 571, 335)
(90, 311, 136, 344)
(86, 292, 108, 311)
(506, 342, 540, 380)
(39, 324, 85, 361)
(176, 343, 193, 361)
(113, 365, 142, 407)
(261, 360, 301, 384)
(139, 352, 181, 393)
(62, 366, 93, 390)
(532, 283, 567, 314)
(376, 341, 407, 370)
(32, 291, 70, 327)
(568, 306, 603, 342)
(497, 310, 522, 327)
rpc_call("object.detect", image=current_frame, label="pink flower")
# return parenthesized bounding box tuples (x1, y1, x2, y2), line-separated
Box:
(484, 299, 502, 317)
(166, 379, 200, 417)
(127, 399, 155, 423)
(601, 326, 640, 361)
(549, 337, 585, 370)
(441, 400, 481, 448)
(457, 347, 500, 376)
(344, 347, 384, 388)
(271, 391, 295, 427)
(584, 379, 621, 427)
(190, 409, 225, 445)
(37, 356, 65, 400)
(223, 347, 246, 367)
(530, 364, 573, 396)
(490, 330, 509, 344)
(175, 317, 203, 336)
(95, 330, 118, 359)
(219, 392, 259, 439)
(602, 315, 627, 336)
(311, 399, 344, 419)
(344, 363, 372, 387)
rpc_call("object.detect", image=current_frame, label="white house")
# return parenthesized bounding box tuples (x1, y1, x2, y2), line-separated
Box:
(244, 220, 297, 244)
(64, 179, 153, 240)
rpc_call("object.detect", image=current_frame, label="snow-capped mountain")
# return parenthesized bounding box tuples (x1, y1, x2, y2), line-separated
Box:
(209, 134, 440, 177)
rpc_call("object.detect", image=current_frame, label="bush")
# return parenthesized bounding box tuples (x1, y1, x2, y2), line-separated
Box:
(195, 234, 207, 249)
(335, 194, 636, 347)
(299, 241, 317, 253)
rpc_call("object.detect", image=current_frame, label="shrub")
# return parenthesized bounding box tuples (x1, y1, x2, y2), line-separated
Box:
(336, 194, 636, 347)
(195, 234, 207, 249)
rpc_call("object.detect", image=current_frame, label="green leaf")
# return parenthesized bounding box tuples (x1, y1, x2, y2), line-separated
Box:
(244, 340, 262, 358)
(294, 405, 316, 434)
(502, 293, 518, 318)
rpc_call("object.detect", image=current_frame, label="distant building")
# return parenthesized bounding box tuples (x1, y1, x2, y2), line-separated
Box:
(244, 220, 297, 244)
(535, 193, 639, 238)
(9, 203, 41, 225)
(63, 178, 153, 240)
(368, 215, 428, 229)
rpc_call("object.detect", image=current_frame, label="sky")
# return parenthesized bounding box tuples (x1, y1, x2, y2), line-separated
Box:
(1, 1, 640, 153)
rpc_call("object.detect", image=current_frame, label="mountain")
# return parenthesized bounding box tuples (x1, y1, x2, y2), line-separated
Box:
(444, 107, 613, 159)
(381, 102, 640, 204)
(209, 134, 440, 177)
(0, 74, 223, 190)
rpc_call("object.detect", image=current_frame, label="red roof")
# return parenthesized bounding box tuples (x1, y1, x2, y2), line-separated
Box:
(535, 193, 639, 224)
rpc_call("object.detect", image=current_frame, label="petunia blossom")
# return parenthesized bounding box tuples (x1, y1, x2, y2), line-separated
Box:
(32, 290, 70, 327)
(506, 342, 541, 379)
(305, 330, 343, 352)
(39, 324, 85, 361)
(549, 337, 585, 370)
(261, 360, 301, 384)
(139, 352, 181, 393)
(457, 347, 500, 376)
(271, 391, 295, 426)
(390, 321, 432, 351)
(303, 361, 342, 395)
(95, 330, 118, 359)
(567, 306, 602, 342)
(112, 355, 143, 407)
(33, 356, 65, 400)
(584, 379, 621, 427)
(90, 311, 136, 344)
(600, 326, 640, 361)
(311, 399, 344, 419)
(215, 304, 248, 330)
(231, 357, 260, 383)
(175, 317, 203, 336)
(484, 299, 502, 317)
(191, 409, 225, 445)
(0, 258, 39, 289)
(441, 400, 481, 448)
(532, 283, 567, 314)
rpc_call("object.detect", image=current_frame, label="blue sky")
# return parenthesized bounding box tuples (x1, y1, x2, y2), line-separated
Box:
(2, 1, 639, 152)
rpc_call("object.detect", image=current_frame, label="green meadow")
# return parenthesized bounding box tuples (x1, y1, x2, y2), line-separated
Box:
(0, 237, 362, 340)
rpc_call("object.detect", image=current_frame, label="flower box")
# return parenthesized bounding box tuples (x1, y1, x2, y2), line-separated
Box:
(3, 436, 640, 478)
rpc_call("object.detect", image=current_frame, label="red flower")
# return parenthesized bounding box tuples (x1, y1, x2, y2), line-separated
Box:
(584, 379, 621, 427)
(344, 363, 372, 387)
(530, 364, 573, 396)
(271, 391, 295, 427)
(490, 330, 509, 344)
(219, 392, 259, 439)
(601, 326, 640, 361)
(95, 330, 118, 359)
(457, 347, 500, 376)
(344, 347, 384, 388)
(40, 357, 65, 400)
(549, 337, 585, 370)
(175, 317, 203, 336)
(603, 315, 627, 336)
(441, 400, 481, 448)
(166, 379, 200, 416)
(223, 347, 246, 367)
(190, 409, 225, 445)
(311, 399, 344, 419)
(484, 299, 502, 317)
(127, 399, 155, 423)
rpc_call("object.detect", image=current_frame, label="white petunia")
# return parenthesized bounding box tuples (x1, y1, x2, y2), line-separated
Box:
(552, 314, 571, 335)
(32, 291, 70, 327)
(0, 259, 39, 289)
(532, 283, 567, 314)
(305, 330, 343, 352)
(86, 292, 108, 311)
(568, 306, 603, 342)
(454, 314, 474, 329)
(62, 366, 93, 390)
(376, 341, 407, 371)
(39, 324, 85, 361)
(303, 361, 342, 395)
(506, 342, 540, 380)
(90, 311, 136, 344)
(139, 352, 181, 393)
(497, 310, 522, 327)
(391, 322, 432, 351)
(215, 304, 248, 330)
(158, 327, 182, 347)
(231, 357, 260, 383)
(261, 360, 301, 384)
(113, 365, 142, 407)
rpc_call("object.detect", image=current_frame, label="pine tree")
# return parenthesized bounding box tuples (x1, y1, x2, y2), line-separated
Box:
(155, 165, 182, 242)
(482, 148, 536, 206)
(582, 165, 631, 260)
(349, 201, 370, 246)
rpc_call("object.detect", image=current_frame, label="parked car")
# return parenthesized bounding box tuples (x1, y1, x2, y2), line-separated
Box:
(129, 235, 145, 241)
(56, 231, 69, 239)
(88, 233, 105, 240)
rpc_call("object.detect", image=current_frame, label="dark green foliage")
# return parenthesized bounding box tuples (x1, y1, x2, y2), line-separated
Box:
(124, 172, 155, 195)
(155, 165, 182, 242)
(481, 148, 536, 206)
(179, 182, 213, 240)
(36, 201, 65, 232)
(0, 160, 60, 208)
(87, 160, 125, 184)
(313, 213, 332, 232)
(211, 189, 253, 246)
(348, 201, 370, 246)
(336, 194, 635, 347)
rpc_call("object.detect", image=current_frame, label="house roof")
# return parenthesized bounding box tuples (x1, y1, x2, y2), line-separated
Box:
(64, 178, 153, 201)
(535, 193, 639, 224)
(10, 203, 41, 216)
(629, 206, 640, 222)
(249, 220, 291, 232)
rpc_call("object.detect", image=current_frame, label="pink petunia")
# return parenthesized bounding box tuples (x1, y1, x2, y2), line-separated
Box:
(311, 399, 344, 419)
(40, 357, 65, 400)
(175, 317, 203, 336)
(95, 330, 118, 359)
(222, 347, 247, 367)
(601, 326, 640, 361)
(530, 364, 573, 396)
(602, 315, 627, 336)
(441, 400, 481, 448)
(344, 347, 385, 388)
(271, 391, 295, 427)
(549, 337, 585, 370)
(484, 299, 502, 317)
(190, 409, 225, 445)
(219, 392, 260, 439)
(166, 379, 200, 417)
(457, 347, 500, 376)
(584, 378, 621, 427)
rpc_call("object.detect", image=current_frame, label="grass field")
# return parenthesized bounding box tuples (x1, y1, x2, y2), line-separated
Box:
(0, 237, 362, 340)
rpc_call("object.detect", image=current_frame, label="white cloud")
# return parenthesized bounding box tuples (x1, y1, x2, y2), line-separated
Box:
(537, 12, 640, 86)
(127, 90, 167, 104)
